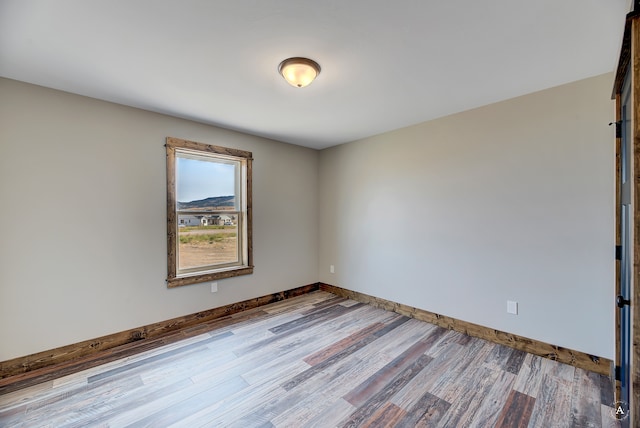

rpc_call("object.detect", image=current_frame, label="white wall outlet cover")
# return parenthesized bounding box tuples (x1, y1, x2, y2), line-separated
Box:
(330, 265, 335, 274)
(507, 300, 518, 315)
(211, 282, 218, 293)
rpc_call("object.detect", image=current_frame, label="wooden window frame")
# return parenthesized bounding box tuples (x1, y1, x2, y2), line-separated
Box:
(166, 137, 253, 288)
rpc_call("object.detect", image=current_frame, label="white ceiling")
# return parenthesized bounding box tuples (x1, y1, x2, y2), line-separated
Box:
(0, 1, 631, 150)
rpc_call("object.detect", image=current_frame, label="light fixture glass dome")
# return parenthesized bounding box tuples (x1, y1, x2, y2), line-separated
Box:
(278, 57, 321, 88)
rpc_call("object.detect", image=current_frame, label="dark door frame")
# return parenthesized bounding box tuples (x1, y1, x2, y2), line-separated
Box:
(613, 9, 640, 428)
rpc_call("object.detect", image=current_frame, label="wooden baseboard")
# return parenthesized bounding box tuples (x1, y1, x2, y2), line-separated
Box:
(1, 281, 612, 395)
(320, 283, 612, 376)
(0, 283, 318, 393)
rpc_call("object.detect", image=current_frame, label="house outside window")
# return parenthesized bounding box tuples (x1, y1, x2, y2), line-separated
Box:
(166, 137, 253, 287)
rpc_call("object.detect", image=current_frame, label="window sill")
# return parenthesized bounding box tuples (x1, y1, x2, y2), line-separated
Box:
(167, 265, 254, 288)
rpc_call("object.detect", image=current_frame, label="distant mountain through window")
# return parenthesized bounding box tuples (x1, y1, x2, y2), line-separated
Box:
(177, 195, 235, 210)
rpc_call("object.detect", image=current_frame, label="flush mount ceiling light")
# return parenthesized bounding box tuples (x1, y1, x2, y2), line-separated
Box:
(278, 57, 321, 88)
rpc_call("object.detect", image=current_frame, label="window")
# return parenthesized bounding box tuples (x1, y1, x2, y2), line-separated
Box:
(166, 137, 253, 287)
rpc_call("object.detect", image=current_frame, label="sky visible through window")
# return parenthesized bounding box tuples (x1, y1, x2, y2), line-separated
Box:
(176, 157, 235, 203)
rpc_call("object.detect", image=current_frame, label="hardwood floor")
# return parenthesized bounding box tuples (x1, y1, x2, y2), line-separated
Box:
(0, 291, 619, 427)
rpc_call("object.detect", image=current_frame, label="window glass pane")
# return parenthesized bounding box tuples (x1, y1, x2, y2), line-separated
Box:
(178, 222, 238, 270)
(175, 153, 240, 271)
(176, 156, 238, 211)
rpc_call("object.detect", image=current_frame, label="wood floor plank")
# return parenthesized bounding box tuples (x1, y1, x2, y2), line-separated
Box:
(266, 351, 396, 426)
(570, 368, 603, 428)
(369, 319, 438, 361)
(340, 354, 433, 428)
(68, 380, 193, 428)
(174, 379, 285, 427)
(240, 356, 311, 388)
(87, 331, 232, 383)
(434, 365, 502, 427)
(180, 309, 270, 337)
(484, 343, 515, 371)
(599, 373, 615, 407)
(542, 356, 577, 383)
(255, 318, 430, 426)
(236, 303, 364, 357)
(0, 380, 54, 411)
(600, 404, 622, 428)
(197, 307, 381, 389)
(344, 326, 445, 407)
(466, 369, 516, 428)
(453, 331, 473, 345)
(62, 346, 224, 426)
(267, 302, 355, 335)
(527, 374, 574, 428)
(105, 375, 243, 427)
(268, 386, 361, 427)
(197, 304, 356, 375)
(429, 339, 494, 402)
(265, 355, 384, 426)
(180, 332, 328, 426)
(299, 295, 348, 313)
(390, 341, 465, 410)
(505, 348, 527, 375)
(303, 322, 386, 366)
(280, 315, 410, 392)
(233, 379, 321, 425)
(125, 376, 248, 428)
(239, 308, 385, 386)
(340, 299, 362, 308)
(358, 401, 407, 428)
(191, 333, 314, 386)
(61, 330, 213, 381)
(424, 329, 464, 358)
(394, 390, 451, 428)
(112, 296, 344, 426)
(493, 389, 536, 428)
(300, 397, 356, 428)
(139, 347, 237, 387)
(197, 308, 401, 426)
(513, 353, 545, 398)
(20, 374, 146, 428)
(258, 290, 331, 314)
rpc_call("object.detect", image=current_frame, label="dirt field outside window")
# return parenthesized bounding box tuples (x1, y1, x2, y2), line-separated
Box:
(178, 226, 238, 269)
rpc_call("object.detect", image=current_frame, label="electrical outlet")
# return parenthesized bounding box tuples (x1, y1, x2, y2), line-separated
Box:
(330, 265, 335, 274)
(211, 282, 218, 293)
(507, 300, 518, 315)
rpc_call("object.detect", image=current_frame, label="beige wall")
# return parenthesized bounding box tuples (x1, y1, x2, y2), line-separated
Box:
(318, 73, 616, 358)
(0, 78, 319, 361)
(0, 73, 617, 362)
